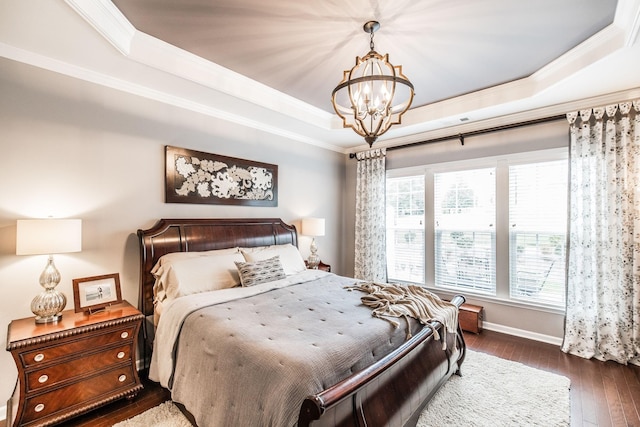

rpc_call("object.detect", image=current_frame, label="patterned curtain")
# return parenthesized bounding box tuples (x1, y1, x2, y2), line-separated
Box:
(561, 100, 640, 365)
(354, 148, 387, 281)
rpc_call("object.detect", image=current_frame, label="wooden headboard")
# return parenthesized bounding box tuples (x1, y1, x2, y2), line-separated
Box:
(137, 218, 298, 318)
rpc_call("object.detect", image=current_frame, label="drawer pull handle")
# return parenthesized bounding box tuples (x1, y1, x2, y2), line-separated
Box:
(120, 331, 129, 339)
(118, 374, 127, 382)
(117, 351, 126, 359)
(34, 403, 45, 412)
(38, 374, 49, 384)
(34, 353, 45, 362)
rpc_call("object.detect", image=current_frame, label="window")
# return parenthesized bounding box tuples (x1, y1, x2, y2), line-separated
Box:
(434, 168, 496, 294)
(385, 149, 568, 309)
(509, 161, 567, 306)
(386, 176, 425, 283)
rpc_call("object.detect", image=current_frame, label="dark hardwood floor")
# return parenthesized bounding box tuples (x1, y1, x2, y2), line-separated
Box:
(3, 330, 639, 426)
(464, 330, 640, 427)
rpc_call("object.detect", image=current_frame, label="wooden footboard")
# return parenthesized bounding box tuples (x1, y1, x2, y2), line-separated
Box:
(299, 295, 466, 427)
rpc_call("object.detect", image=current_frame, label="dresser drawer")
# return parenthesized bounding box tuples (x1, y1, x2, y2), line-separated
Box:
(7, 302, 143, 427)
(25, 343, 132, 393)
(20, 325, 135, 368)
(21, 365, 137, 424)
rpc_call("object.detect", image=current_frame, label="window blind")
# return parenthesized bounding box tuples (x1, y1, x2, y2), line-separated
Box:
(434, 168, 496, 294)
(386, 176, 425, 283)
(508, 160, 567, 306)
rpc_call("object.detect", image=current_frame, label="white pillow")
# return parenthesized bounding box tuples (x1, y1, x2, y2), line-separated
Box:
(152, 250, 244, 302)
(151, 247, 240, 271)
(241, 243, 306, 275)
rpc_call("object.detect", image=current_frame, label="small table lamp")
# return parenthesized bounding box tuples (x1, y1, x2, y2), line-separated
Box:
(302, 218, 325, 269)
(16, 219, 82, 324)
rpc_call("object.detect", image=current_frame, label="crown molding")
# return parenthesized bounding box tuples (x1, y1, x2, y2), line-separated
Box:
(404, 16, 632, 132)
(64, 0, 334, 132)
(351, 87, 640, 154)
(64, 0, 134, 55)
(0, 42, 346, 152)
(615, 0, 640, 45)
(531, 24, 625, 94)
(129, 31, 334, 129)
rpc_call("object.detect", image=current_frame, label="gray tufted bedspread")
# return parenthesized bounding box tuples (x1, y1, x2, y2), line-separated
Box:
(151, 271, 430, 427)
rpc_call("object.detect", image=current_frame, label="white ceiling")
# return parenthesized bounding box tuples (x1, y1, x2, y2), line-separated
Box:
(2, 0, 640, 153)
(111, 0, 618, 113)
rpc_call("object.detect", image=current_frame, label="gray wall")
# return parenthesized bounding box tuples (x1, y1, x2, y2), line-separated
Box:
(0, 57, 346, 408)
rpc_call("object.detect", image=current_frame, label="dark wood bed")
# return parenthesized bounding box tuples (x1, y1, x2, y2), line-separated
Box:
(137, 218, 466, 427)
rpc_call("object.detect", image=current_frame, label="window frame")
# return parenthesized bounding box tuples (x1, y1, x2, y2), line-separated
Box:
(386, 169, 426, 284)
(507, 159, 568, 306)
(433, 167, 497, 296)
(386, 148, 568, 313)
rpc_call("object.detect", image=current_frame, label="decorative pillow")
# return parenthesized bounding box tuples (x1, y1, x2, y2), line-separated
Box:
(151, 251, 244, 302)
(241, 244, 306, 275)
(235, 255, 286, 287)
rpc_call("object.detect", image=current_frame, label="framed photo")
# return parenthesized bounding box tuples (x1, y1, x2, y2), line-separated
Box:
(165, 145, 278, 206)
(73, 273, 123, 313)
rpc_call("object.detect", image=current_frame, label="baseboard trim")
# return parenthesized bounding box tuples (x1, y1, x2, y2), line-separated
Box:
(483, 321, 563, 346)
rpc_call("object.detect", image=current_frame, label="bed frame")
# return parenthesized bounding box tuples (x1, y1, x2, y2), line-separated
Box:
(138, 218, 466, 427)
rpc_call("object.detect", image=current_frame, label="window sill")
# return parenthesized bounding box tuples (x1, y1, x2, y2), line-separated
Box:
(392, 280, 566, 315)
(431, 286, 566, 315)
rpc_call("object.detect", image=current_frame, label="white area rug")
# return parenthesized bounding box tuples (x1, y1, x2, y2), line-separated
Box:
(112, 401, 191, 427)
(417, 350, 571, 427)
(114, 350, 570, 427)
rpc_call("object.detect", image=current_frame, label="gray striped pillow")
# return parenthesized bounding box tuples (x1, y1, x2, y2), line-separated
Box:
(235, 255, 286, 287)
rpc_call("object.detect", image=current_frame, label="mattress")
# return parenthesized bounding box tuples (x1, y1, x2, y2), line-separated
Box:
(150, 271, 434, 426)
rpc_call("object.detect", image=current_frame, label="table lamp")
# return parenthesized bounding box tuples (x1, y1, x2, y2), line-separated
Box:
(16, 219, 82, 324)
(302, 218, 325, 269)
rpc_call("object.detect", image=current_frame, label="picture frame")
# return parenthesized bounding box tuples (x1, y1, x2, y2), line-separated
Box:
(165, 145, 278, 206)
(73, 273, 123, 313)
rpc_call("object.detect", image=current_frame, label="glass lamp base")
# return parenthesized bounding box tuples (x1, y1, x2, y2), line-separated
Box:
(307, 237, 320, 269)
(31, 289, 66, 324)
(307, 254, 320, 269)
(35, 313, 63, 324)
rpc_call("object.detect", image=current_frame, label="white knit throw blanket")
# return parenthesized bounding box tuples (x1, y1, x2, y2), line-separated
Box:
(347, 282, 458, 349)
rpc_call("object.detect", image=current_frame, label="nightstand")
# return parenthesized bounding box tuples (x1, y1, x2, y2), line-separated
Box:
(6, 301, 144, 427)
(305, 260, 331, 272)
(459, 303, 483, 334)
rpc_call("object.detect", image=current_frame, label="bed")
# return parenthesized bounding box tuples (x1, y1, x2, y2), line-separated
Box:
(137, 218, 466, 427)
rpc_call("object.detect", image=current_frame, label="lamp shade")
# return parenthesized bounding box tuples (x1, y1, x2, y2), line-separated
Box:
(302, 218, 325, 237)
(16, 219, 82, 255)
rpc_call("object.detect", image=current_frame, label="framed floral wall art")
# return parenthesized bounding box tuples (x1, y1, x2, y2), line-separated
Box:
(165, 146, 278, 206)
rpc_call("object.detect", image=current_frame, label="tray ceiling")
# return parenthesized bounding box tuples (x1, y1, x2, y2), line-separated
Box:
(2, 0, 639, 151)
(112, 0, 618, 113)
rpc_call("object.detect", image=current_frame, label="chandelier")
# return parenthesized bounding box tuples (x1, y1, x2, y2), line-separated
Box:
(332, 21, 414, 147)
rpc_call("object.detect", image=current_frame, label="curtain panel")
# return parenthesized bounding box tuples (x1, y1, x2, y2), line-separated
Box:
(562, 100, 640, 365)
(354, 148, 387, 282)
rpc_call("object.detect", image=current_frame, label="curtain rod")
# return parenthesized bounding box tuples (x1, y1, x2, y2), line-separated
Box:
(348, 114, 566, 158)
